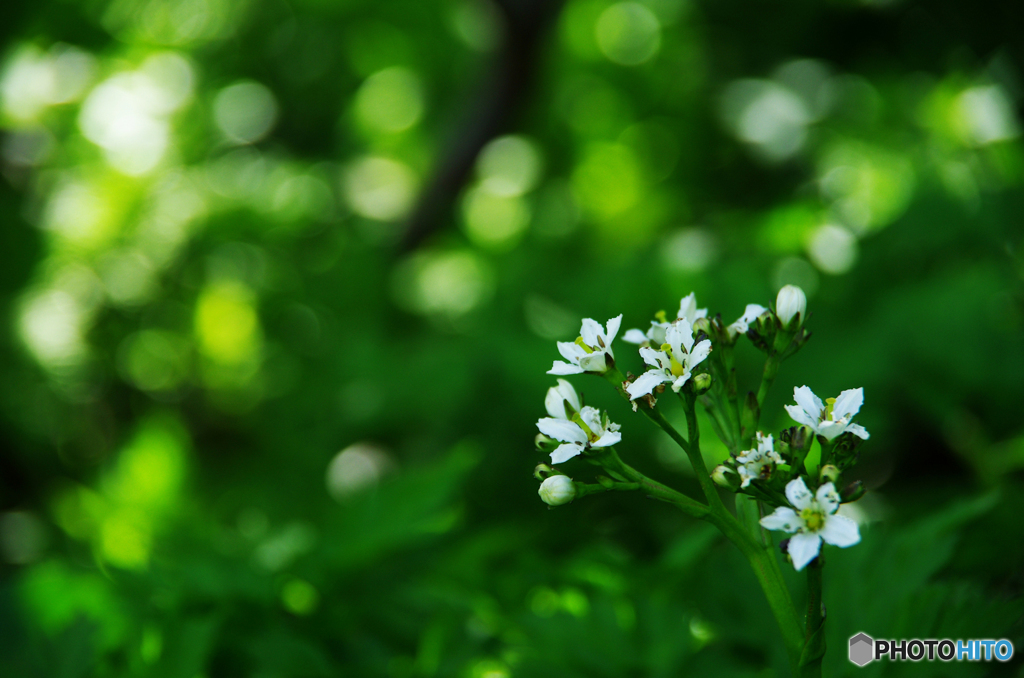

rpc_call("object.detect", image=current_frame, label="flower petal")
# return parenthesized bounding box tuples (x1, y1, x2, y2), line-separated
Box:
(677, 293, 698, 322)
(686, 339, 712, 369)
(580, 318, 602, 348)
(626, 370, 670, 400)
(668, 319, 694, 354)
(593, 430, 621, 448)
(820, 514, 861, 548)
(557, 341, 585, 363)
(760, 507, 800, 533)
(548, 361, 584, 376)
(831, 388, 863, 422)
(670, 372, 691, 392)
(557, 379, 581, 412)
(788, 532, 822, 571)
(578, 352, 608, 373)
(783, 405, 816, 429)
(550, 443, 583, 465)
(622, 329, 648, 345)
(816, 482, 840, 514)
(638, 346, 668, 370)
(605, 314, 622, 344)
(793, 386, 824, 421)
(545, 388, 566, 419)
(537, 418, 587, 444)
(846, 423, 870, 440)
(785, 477, 814, 510)
(816, 420, 847, 441)
(579, 406, 602, 434)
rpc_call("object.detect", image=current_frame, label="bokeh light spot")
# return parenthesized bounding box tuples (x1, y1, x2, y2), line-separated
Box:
(214, 80, 278, 144)
(343, 156, 418, 222)
(595, 3, 661, 66)
(476, 135, 543, 197)
(807, 224, 858, 275)
(281, 579, 320, 615)
(326, 443, 393, 501)
(393, 250, 494, 317)
(195, 281, 261, 364)
(354, 66, 424, 134)
(461, 187, 530, 251)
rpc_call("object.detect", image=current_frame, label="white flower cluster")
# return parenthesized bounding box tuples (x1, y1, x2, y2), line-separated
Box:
(531, 287, 871, 573)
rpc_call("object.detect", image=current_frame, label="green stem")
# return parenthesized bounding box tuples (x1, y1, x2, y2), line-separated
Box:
(707, 509, 806, 672)
(682, 391, 726, 512)
(604, 368, 691, 453)
(800, 564, 825, 678)
(751, 353, 781, 442)
(591, 447, 709, 519)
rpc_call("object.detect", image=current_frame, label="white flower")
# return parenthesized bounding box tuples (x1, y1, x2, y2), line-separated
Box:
(760, 477, 861, 571)
(549, 315, 622, 375)
(623, 292, 707, 346)
(735, 432, 782, 488)
(539, 475, 576, 506)
(625, 320, 712, 400)
(776, 285, 806, 329)
(727, 303, 768, 339)
(785, 386, 870, 441)
(536, 389, 621, 464)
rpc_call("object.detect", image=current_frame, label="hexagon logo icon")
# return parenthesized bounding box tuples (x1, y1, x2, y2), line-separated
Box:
(849, 632, 874, 667)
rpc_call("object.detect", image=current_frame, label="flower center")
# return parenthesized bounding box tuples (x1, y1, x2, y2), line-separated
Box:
(571, 413, 599, 443)
(800, 506, 826, 532)
(574, 336, 595, 354)
(822, 397, 836, 422)
(659, 343, 688, 377)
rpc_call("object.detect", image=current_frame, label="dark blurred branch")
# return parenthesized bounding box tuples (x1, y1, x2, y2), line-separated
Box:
(399, 0, 564, 252)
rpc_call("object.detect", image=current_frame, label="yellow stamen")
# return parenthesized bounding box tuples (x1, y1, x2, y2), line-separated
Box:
(823, 397, 836, 421)
(801, 507, 825, 531)
(574, 337, 594, 354)
(654, 310, 667, 323)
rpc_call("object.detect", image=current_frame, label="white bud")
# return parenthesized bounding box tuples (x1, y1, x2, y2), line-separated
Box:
(538, 475, 576, 506)
(775, 285, 807, 330)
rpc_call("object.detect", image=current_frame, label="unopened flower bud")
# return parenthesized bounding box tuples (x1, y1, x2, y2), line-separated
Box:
(693, 373, 712, 394)
(538, 475, 576, 506)
(712, 465, 735, 488)
(840, 480, 865, 504)
(693, 317, 712, 336)
(776, 285, 806, 330)
(790, 425, 813, 453)
(819, 464, 840, 484)
(534, 463, 553, 480)
(535, 434, 557, 452)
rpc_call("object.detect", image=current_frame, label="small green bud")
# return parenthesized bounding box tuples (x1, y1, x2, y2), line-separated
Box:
(538, 475, 577, 506)
(712, 465, 736, 489)
(755, 310, 776, 337)
(535, 434, 557, 452)
(840, 480, 865, 504)
(819, 464, 840, 484)
(534, 463, 553, 480)
(693, 373, 712, 394)
(692, 317, 712, 335)
(790, 425, 813, 453)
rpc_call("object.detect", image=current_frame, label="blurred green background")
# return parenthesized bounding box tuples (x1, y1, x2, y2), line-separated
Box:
(0, 0, 1022, 676)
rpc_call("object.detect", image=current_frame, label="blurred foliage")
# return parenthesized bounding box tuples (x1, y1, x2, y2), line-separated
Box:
(0, 0, 1022, 676)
